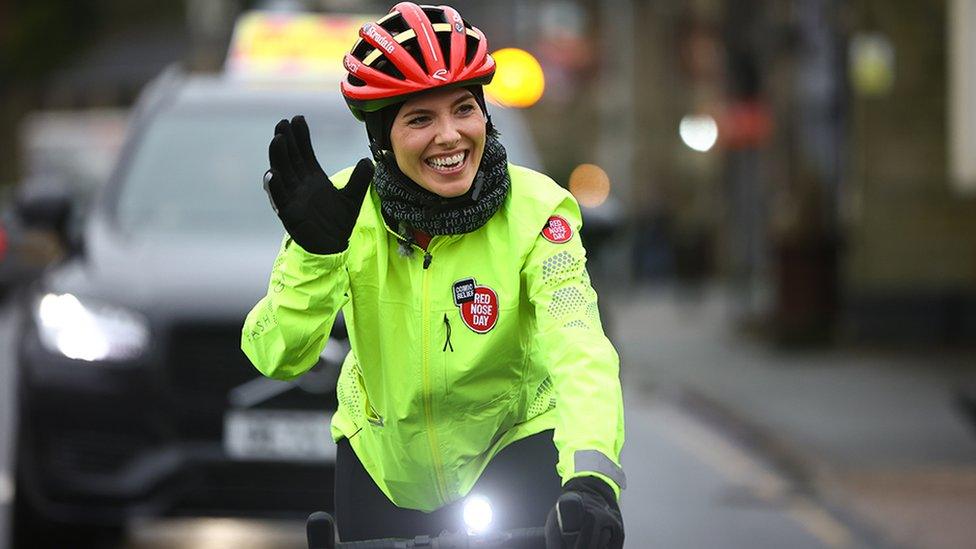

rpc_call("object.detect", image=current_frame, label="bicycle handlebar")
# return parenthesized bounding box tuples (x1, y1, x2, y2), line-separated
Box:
(307, 511, 547, 549)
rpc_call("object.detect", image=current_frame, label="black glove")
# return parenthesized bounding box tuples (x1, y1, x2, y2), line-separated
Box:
(546, 477, 624, 549)
(264, 115, 373, 255)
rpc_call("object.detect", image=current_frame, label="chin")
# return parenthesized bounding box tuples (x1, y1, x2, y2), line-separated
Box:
(434, 180, 473, 198)
(419, 170, 474, 198)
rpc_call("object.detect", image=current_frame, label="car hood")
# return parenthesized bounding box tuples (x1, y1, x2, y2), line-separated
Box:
(43, 217, 285, 321)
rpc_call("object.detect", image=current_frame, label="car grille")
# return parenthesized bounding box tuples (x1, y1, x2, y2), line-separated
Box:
(166, 323, 337, 439)
(47, 430, 150, 477)
(167, 323, 257, 398)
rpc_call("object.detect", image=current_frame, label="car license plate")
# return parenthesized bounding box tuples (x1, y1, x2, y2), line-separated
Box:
(223, 409, 335, 462)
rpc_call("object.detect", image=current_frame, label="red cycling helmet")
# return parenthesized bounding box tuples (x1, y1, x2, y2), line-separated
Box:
(341, 2, 496, 120)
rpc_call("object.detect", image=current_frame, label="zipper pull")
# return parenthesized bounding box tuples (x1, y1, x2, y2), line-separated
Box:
(443, 313, 454, 352)
(423, 252, 433, 269)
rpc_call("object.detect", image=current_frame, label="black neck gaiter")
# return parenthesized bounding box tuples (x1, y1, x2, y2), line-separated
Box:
(372, 134, 510, 236)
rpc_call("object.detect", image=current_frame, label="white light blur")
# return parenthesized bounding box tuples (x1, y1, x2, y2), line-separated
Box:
(463, 494, 493, 534)
(126, 518, 303, 548)
(679, 114, 719, 152)
(38, 293, 86, 328)
(179, 518, 268, 549)
(57, 325, 111, 361)
(35, 293, 149, 362)
(39, 293, 106, 361)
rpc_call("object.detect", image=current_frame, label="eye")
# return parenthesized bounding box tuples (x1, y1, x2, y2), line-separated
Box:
(407, 115, 431, 127)
(456, 103, 477, 115)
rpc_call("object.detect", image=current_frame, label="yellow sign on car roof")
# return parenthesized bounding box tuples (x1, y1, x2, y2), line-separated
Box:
(225, 11, 376, 80)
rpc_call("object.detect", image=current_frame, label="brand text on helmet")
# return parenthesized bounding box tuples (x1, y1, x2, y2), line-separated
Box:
(363, 24, 395, 54)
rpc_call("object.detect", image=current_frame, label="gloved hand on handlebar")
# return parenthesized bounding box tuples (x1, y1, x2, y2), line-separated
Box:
(264, 115, 374, 255)
(545, 476, 624, 549)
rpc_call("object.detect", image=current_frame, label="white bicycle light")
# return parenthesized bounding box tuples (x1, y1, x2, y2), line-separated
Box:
(462, 494, 493, 534)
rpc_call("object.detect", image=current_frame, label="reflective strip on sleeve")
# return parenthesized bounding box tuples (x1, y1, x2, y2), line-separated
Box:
(574, 450, 627, 490)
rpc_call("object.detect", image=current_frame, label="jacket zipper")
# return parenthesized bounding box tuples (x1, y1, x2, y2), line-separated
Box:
(421, 240, 449, 504)
(442, 314, 454, 352)
(381, 221, 450, 503)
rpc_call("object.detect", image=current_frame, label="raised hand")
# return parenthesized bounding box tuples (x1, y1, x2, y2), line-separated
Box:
(264, 115, 373, 255)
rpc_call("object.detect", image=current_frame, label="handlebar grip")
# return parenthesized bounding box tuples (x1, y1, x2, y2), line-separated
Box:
(335, 539, 413, 548)
(325, 525, 547, 549)
(306, 511, 337, 549)
(495, 526, 547, 548)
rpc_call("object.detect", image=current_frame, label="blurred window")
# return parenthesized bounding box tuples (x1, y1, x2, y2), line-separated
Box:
(21, 110, 129, 196)
(115, 106, 368, 236)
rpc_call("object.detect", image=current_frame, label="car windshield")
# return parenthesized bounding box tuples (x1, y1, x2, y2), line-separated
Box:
(114, 104, 369, 236)
(113, 96, 539, 237)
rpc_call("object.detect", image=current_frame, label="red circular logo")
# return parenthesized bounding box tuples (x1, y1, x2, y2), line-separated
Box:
(459, 286, 499, 333)
(541, 215, 573, 244)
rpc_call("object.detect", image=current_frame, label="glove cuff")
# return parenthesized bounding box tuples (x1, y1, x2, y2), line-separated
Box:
(288, 237, 350, 267)
(564, 476, 619, 512)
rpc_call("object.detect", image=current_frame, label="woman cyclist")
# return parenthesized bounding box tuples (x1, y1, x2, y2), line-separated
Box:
(242, 3, 625, 547)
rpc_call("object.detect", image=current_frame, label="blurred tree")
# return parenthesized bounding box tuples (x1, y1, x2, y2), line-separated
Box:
(0, 1, 97, 79)
(0, 1, 93, 184)
(0, 0, 184, 185)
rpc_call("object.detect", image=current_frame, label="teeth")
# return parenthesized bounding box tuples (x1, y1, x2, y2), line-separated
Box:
(426, 152, 464, 168)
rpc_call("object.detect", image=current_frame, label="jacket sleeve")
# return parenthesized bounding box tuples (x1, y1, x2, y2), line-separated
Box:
(241, 236, 351, 380)
(523, 196, 626, 497)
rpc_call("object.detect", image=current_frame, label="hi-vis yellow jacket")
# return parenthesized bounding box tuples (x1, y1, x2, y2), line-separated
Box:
(242, 164, 625, 512)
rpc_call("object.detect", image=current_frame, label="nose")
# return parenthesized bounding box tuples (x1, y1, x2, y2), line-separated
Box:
(433, 118, 462, 147)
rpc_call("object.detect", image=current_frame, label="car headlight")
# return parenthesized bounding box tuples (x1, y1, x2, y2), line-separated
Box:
(34, 292, 150, 361)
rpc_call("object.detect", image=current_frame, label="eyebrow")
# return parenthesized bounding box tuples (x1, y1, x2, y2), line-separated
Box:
(400, 92, 475, 118)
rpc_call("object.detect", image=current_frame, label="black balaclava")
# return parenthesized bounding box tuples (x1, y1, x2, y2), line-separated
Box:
(372, 132, 509, 238)
(364, 85, 510, 241)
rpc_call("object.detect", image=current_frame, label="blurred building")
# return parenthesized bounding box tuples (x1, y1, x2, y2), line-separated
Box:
(592, 0, 976, 347)
(2, 0, 974, 346)
(842, 0, 976, 345)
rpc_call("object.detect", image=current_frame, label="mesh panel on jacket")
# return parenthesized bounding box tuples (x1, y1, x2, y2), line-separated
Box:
(337, 362, 364, 423)
(541, 248, 600, 332)
(527, 376, 556, 418)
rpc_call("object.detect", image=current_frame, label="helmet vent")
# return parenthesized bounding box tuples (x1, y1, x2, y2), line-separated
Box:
(383, 13, 410, 34)
(436, 32, 452, 71)
(402, 36, 430, 74)
(373, 57, 405, 80)
(421, 6, 448, 25)
(352, 41, 374, 62)
(465, 34, 479, 65)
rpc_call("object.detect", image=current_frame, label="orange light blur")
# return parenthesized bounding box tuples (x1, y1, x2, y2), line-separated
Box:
(485, 48, 545, 108)
(568, 164, 611, 208)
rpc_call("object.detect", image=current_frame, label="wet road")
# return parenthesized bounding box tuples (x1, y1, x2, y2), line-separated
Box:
(0, 295, 875, 549)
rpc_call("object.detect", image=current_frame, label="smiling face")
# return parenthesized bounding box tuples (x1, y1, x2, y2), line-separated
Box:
(390, 87, 487, 198)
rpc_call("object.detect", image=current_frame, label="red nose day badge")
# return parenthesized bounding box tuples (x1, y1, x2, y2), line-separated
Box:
(542, 215, 573, 244)
(453, 278, 498, 333)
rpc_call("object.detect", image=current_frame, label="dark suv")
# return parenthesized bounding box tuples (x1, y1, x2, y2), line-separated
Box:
(10, 67, 541, 546)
